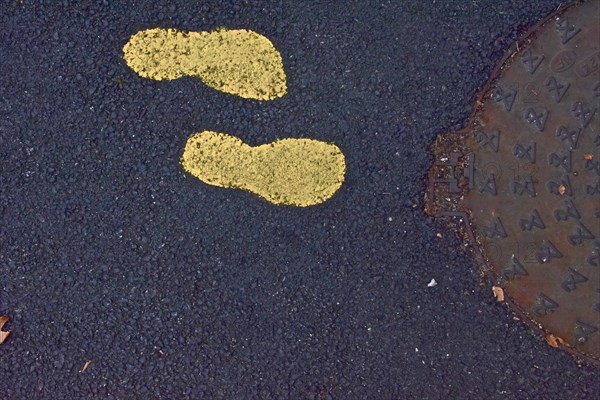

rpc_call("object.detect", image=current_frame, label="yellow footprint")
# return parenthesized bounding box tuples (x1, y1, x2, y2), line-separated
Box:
(181, 131, 346, 207)
(123, 27, 287, 100)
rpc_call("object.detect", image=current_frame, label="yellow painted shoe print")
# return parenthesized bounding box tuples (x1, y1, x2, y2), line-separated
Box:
(123, 27, 287, 100)
(123, 27, 345, 206)
(181, 131, 346, 207)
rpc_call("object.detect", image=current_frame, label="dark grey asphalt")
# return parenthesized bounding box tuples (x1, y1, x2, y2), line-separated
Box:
(0, 0, 598, 399)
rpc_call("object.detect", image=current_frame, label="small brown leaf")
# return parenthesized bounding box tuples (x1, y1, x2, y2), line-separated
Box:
(80, 360, 92, 373)
(558, 184, 566, 196)
(545, 334, 565, 348)
(0, 316, 11, 345)
(492, 286, 505, 302)
(584, 153, 594, 161)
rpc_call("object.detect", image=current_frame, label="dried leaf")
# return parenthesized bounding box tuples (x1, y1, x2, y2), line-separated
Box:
(584, 153, 594, 161)
(558, 184, 566, 196)
(492, 286, 505, 302)
(546, 334, 559, 347)
(546, 334, 565, 348)
(0, 316, 11, 345)
(80, 360, 92, 373)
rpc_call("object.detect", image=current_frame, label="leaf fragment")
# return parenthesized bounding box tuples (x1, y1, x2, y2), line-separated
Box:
(80, 360, 92, 373)
(0, 316, 11, 345)
(492, 286, 505, 302)
(546, 334, 565, 348)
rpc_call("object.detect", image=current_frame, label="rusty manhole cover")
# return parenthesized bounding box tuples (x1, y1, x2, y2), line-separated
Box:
(425, 0, 599, 365)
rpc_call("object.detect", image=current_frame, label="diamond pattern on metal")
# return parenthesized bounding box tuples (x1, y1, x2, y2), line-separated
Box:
(426, 0, 600, 366)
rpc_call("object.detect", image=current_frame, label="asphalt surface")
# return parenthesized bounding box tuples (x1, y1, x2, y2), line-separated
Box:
(0, 1, 598, 399)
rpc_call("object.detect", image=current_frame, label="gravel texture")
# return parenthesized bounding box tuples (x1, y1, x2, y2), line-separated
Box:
(0, 0, 598, 399)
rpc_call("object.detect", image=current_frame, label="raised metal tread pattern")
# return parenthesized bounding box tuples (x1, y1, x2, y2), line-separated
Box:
(426, 0, 599, 365)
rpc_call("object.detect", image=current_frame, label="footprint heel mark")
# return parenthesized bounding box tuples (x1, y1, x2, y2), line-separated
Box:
(182, 131, 248, 188)
(181, 131, 346, 207)
(123, 27, 287, 100)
